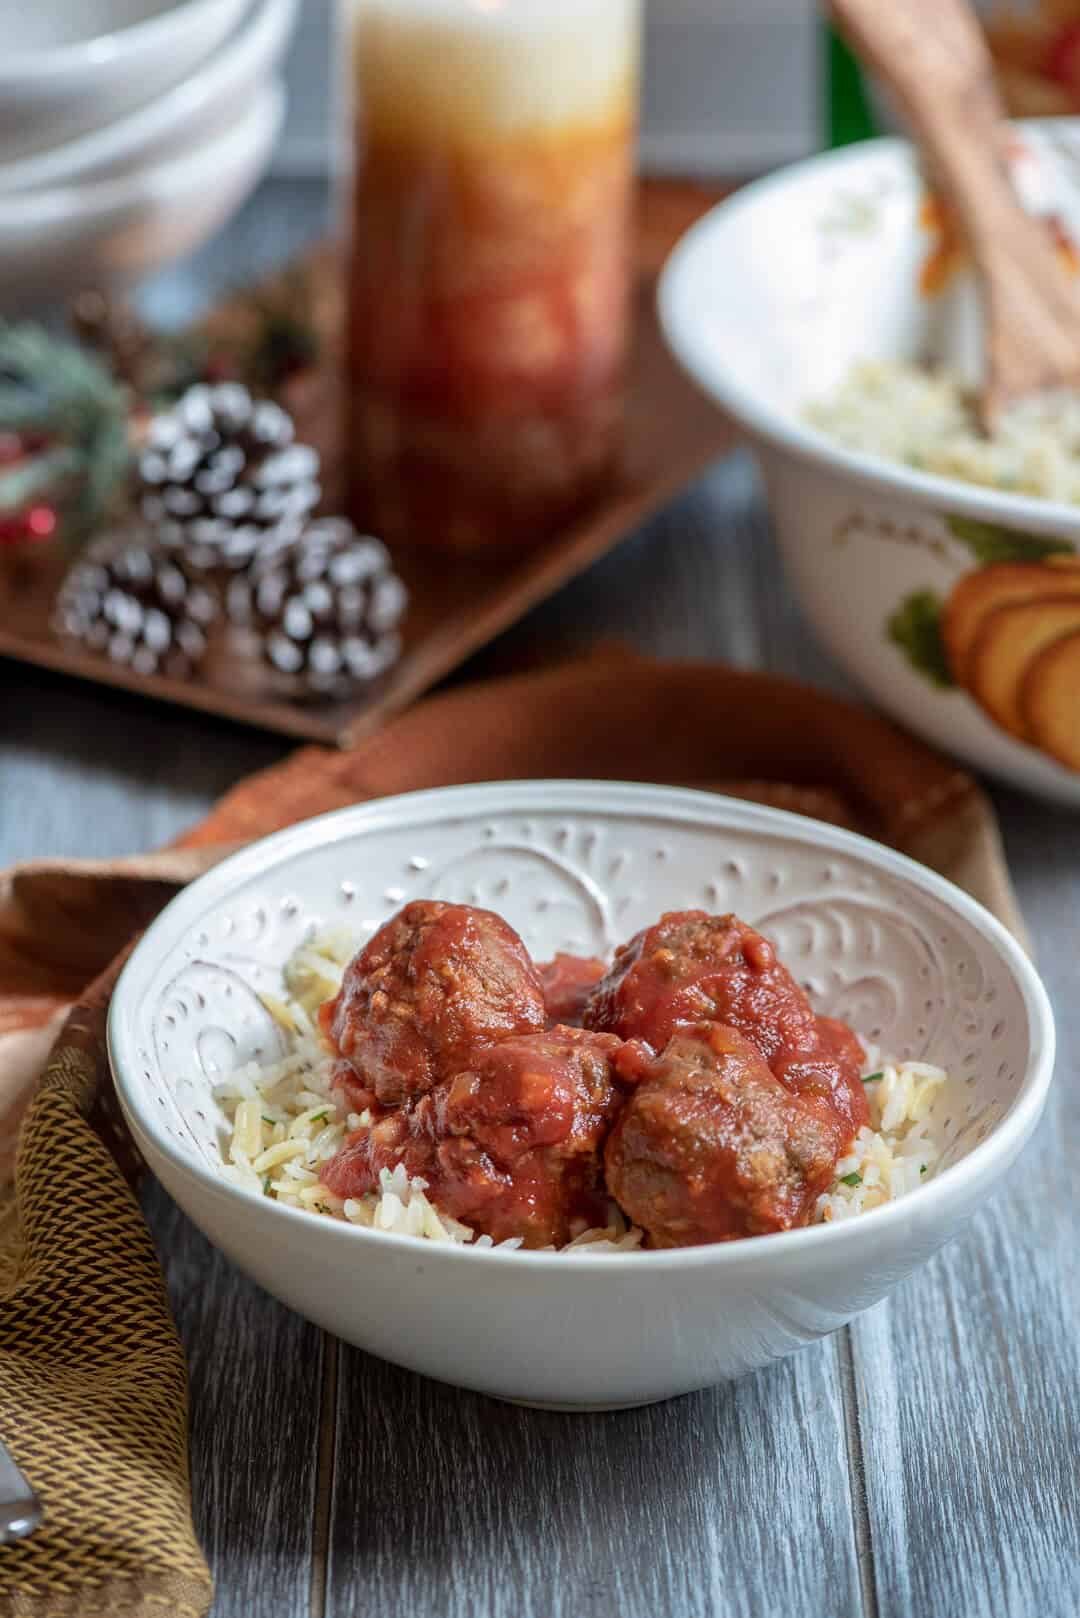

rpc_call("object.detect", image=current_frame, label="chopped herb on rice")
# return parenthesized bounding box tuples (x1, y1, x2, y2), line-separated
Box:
(814, 1051, 947, 1224)
(215, 931, 948, 1248)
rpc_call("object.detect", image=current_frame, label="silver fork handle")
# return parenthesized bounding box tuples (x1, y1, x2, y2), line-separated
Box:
(0, 1440, 43, 1543)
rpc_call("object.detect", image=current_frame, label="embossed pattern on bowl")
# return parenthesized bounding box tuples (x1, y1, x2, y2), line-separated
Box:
(108, 782, 1055, 1404)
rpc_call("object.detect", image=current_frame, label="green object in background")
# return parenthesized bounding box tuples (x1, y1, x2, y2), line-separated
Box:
(824, 23, 879, 148)
(0, 323, 131, 551)
(945, 514, 1076, 565)
(887, 591, 955, 689)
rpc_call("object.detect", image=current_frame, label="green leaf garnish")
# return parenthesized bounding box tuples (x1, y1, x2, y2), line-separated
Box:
(310, 1111, 329, 1125)
(920, 1164, 928, 1175)
(839, 1171, 863, 1188)
(262, 1115, 275, 1126)
(946, 514, 1074, 565)
(262, 1175, 271, 1195)
(887, 591, 955, 687)
(862, 1071, 884, 1084)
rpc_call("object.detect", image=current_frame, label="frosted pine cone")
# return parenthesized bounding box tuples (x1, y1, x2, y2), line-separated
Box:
(227, 517, 407, 698)
(54, 534, 218, 678)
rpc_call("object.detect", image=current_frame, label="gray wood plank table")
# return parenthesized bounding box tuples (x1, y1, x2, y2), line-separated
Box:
(2, 180, 1078, 1618)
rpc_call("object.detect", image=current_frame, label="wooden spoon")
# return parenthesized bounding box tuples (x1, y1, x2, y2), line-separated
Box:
(831, 0, 1080, 427)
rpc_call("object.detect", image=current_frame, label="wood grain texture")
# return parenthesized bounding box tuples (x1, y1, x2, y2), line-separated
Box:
(142, 1181, 327, 1618)
(0, 665, 282, 860)
(850, 789, 1080, 1618)
(326, 1339, 863, 1618)
(3, 177, 1079, 1618)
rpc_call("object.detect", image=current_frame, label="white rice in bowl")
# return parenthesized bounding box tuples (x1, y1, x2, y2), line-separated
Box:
(213, 930, 948, 1251)
(806, 358, 1080, 506)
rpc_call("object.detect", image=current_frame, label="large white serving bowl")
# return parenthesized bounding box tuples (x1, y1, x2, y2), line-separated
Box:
(0, 0, 250, 164)
(659, 123, 1080, 809)
(0, 84, 284, 312)
(108, 781, 1054, 1409)
(0, 0, 298, 195)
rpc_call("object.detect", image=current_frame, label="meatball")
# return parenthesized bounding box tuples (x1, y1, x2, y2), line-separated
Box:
(320, 900, 545, 1109)
(604, 1024, 848, 1246)
(584, 910, 868, 1135)
(538, 953, 608, 1027)
(321, 1026, 625, 1247)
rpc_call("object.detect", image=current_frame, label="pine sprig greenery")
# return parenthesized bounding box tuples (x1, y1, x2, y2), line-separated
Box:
(0, 322, 131, 547)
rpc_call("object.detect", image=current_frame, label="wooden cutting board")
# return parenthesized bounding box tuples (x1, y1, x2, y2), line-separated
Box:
(0, 180, 735, 747)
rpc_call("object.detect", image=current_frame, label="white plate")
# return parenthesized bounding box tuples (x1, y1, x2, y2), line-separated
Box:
(0, 83, 284, 311)
(0, 0, 251, 165)
(108, 781, 1054, 1408)
(0, 0, 298, 195)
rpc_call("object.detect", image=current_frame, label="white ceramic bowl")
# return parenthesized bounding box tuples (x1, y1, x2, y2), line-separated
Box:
(659, 123, 1080, 808)
(108, 781, 1054, 1409)
(0, 83, 284, 311)
(0, 0, 298, 195)
(0, 0, 250, 164)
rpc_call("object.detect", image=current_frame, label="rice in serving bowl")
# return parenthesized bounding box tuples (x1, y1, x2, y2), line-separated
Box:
(806, 359, 1080, 507)
(212, 928, 947, 1251)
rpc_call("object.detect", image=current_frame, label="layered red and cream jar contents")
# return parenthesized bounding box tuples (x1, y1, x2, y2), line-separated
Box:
(343, 0, 641, 554)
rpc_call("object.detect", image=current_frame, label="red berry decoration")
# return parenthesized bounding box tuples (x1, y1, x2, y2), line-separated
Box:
(0, 505, 56, 546)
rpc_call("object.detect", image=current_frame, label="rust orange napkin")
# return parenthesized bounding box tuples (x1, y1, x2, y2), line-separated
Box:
(0, 651, 1026, 1616)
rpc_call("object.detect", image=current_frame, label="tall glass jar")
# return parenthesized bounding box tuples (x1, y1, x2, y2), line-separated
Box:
(342, 0, 642, 556)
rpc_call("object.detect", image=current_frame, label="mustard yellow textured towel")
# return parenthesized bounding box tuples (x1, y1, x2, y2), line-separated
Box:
(0, 963, 211, 1618)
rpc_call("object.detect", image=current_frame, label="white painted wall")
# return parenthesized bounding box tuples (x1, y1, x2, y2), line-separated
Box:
(278, 0, 821, 179)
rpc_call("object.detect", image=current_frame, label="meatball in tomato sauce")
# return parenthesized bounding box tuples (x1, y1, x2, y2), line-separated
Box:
(321, 1026, 625, 1248)
(320, 900, 545, 1111)
(605, 1023, 848, 1246)
(584, 910, 868, 1135)
(538, 953, 608, 1027)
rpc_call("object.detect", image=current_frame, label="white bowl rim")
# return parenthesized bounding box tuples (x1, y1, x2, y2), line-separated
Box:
(658, 124, 1080, 540)
(0, 0, 295, 195)
(108, 779, 1055, 1273)
(0, 82, 284, 226)
(0, 0, 249, 81)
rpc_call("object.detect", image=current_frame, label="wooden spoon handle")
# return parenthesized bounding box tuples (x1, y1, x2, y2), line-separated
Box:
(831, 0, 1080, 423)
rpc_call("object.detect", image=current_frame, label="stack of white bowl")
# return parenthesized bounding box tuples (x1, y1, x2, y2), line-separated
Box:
(0, 0, 299, 311)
